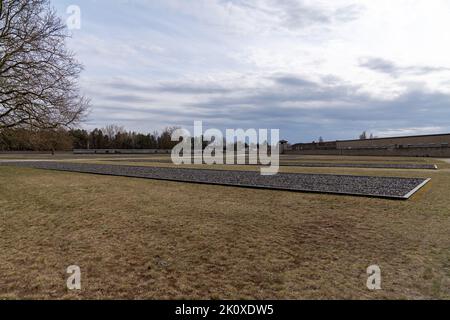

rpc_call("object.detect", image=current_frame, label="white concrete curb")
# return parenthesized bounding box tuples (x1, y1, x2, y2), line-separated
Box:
(403, 178, 431, 199)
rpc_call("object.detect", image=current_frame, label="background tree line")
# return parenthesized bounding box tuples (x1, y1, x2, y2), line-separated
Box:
(0, 125, 179, 151)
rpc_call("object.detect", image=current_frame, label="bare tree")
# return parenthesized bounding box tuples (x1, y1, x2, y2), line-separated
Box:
(102, 124, 125, 139)
(0, 0, 89, 131)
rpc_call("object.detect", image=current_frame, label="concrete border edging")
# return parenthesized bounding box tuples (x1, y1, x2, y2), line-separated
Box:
(403, 178, 431, 199)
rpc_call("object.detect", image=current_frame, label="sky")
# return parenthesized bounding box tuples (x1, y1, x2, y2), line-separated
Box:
(53, 0, 450, 142)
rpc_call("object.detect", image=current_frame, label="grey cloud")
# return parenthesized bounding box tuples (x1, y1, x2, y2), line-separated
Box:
(157, 84, 231, 94)
(359, 57, 449, 77)
(193, 76, 362, 109)
(273, 75, 317, 87)
(106, 79, 232, 95)
(334, 4, 364, 23)
(278, 0, 330, 28)
(102, 94, 154, 103)
(88, 73, 450, 142)
(266, 0, 363, 30)
(359, 58, 397, 74)
(183, 76, 450, 141)
(107, 82, 150, 92)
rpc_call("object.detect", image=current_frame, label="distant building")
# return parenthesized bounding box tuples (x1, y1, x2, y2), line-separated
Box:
(279, 140, 291, 154)
(336, 133, 450, 150)
(291, 140, 337, 151)
(286, 132, 450, 157)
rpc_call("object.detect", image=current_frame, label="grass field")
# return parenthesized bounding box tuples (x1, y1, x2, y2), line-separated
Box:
(0, 154, 449, 299)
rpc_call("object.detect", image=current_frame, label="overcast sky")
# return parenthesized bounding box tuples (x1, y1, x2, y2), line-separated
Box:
(53, 0, 450, 142)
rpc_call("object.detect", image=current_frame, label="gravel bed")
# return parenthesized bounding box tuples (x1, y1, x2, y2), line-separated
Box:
(106, 158, 437, 170)
(2, 161, 430, 199)
(280, 162, 437, 169)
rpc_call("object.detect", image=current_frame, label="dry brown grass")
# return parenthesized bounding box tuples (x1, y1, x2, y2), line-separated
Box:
(0, 156, 449, 299)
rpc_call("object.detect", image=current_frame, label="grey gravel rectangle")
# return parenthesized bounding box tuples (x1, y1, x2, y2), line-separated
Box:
(279, 162, 438, 170)
(105, 159, 437, 170)
(1, 161, 430, 199)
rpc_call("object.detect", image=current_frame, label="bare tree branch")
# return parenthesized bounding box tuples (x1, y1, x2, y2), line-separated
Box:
(0, 0, 89, 131)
